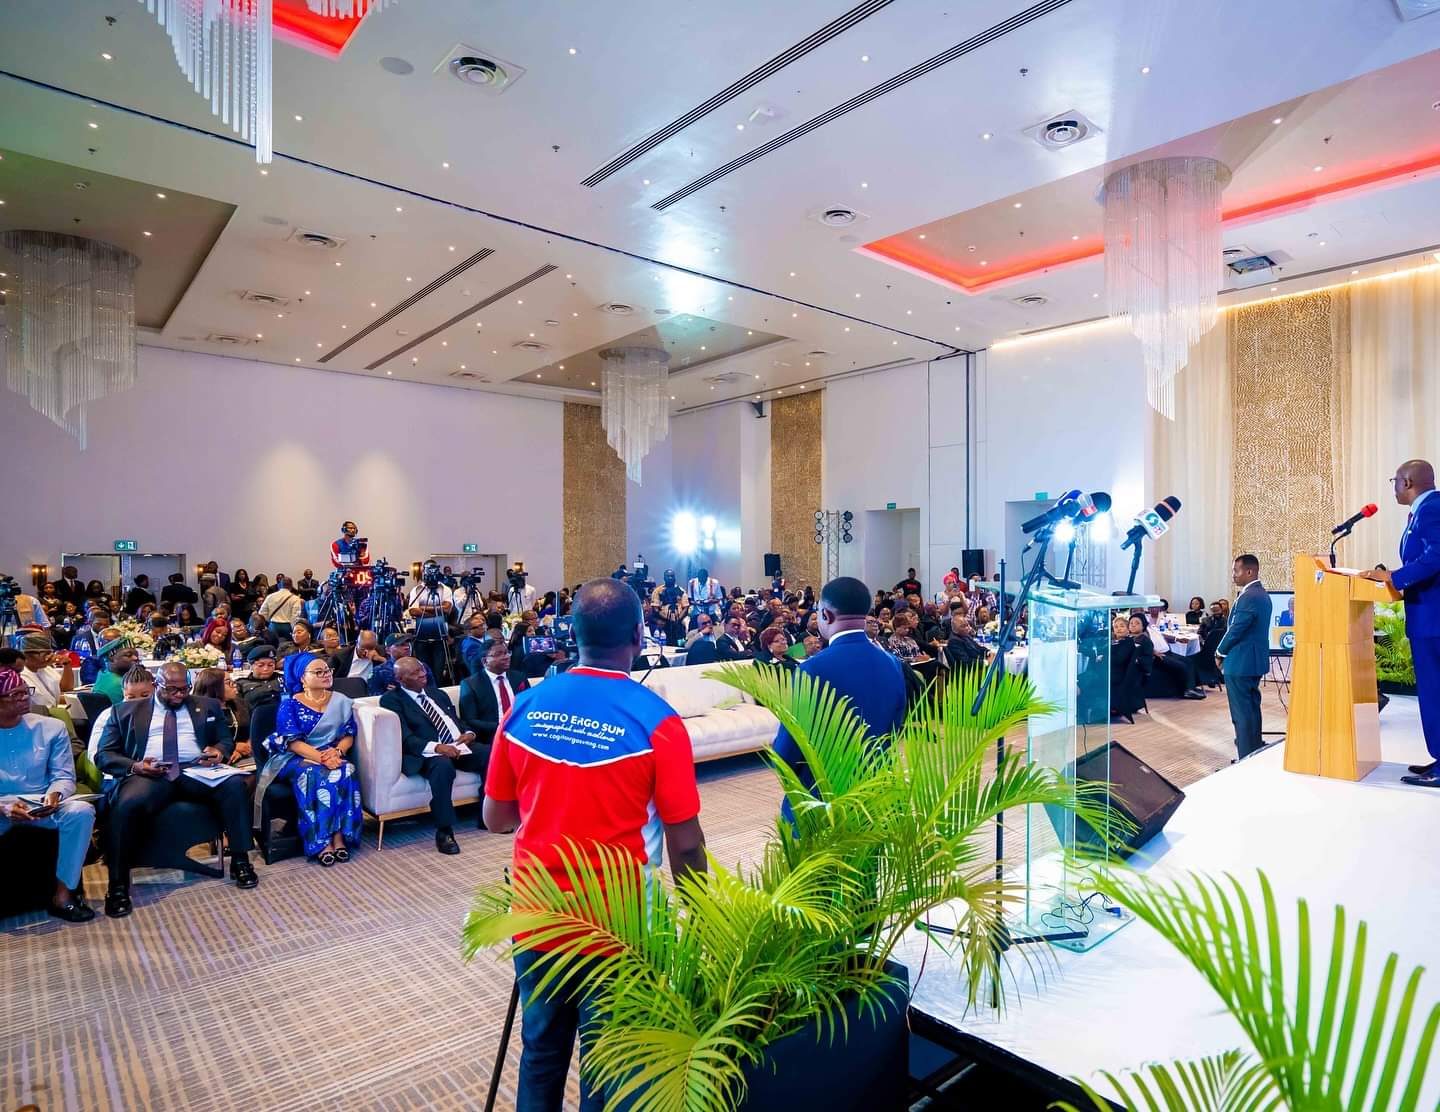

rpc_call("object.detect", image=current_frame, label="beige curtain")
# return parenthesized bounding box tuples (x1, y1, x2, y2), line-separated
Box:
(1152, 321, 1231, 604)
(1343, 269, 1440, 571)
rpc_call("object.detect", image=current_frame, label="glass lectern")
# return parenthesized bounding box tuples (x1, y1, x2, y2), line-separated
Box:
(983, 581, 1159, 952)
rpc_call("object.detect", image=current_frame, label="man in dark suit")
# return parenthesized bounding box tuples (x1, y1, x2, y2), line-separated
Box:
(941, 615, 987, 671)
(379, 657, 485, 853)
(54, 565, 85, 608)
(160, 573, 198, 607)
(458, 640, 529, 764)
(1215, 554, 1274, 760)
(773, 577, 908, 819)
(715, 616, 754, 662)
(95, 661, 257, 917)
(684, 634, 719, 666)
(1364, 459, 1440, 784)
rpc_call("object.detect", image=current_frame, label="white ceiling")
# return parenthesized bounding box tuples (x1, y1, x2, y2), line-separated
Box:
(1, 0, 1439, 405)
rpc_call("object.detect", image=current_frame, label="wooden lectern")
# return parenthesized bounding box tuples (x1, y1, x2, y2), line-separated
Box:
(1285, 554, 1401, 780)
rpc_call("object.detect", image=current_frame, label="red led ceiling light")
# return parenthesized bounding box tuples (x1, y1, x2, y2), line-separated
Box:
(274, 0, 364, 56)
(864, 147, 1440, 295)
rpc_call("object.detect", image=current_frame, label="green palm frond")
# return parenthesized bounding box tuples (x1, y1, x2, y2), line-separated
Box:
(1073, 868, 1440, 1112)
(1056, 1050, 1280, 1112)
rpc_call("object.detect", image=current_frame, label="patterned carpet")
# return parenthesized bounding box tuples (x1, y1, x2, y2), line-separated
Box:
(1, 683, 1285, 1112)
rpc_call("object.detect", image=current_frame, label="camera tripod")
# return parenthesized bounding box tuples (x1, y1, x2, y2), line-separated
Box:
(411, 580, 456, 683)
(314, 571, 357, 647)
(453, 575, 487, 625)
(0, 591, 20, 643)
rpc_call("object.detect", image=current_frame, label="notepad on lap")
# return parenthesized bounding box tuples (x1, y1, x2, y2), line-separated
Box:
(183, 765, 251, 785)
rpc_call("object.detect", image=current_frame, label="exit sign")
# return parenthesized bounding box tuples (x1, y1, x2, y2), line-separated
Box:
(1034, 491, 1050, 501)
(886, 502, 897, 511)
(462, 543, 478, 554)
(113, 539, 138, 552)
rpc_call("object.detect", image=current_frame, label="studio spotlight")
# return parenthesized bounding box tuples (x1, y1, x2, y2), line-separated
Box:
(671, 512, 698, 556)
(1054, 519, 1076, 545)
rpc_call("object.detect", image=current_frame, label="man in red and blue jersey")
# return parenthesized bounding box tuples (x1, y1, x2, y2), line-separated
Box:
(484, 577, 706, 1112)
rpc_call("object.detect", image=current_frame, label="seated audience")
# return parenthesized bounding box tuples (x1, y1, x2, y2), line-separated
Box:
(458, 639, 529, 765)
(95, 661, 258, 918)
(801, 634, 823, 659)
(192, 668, 252, 758)
(369, 633, 424, 695)
(0, 670, 97, 922)
(1141, 610, 1206, 699)
(683, 612, 716, 648)
(198, 617, 234, 664)
(124, 574, 157, 615)
(87, 665, 156, 766)
(1186, 596, 1206, 625)
(147, 613, 186, 659)
(237, 646, 284, 710)
(754, 626, 795, 671)
(92, 640, 141, 705)
(256, 654, 361, 866)
(380, 657, 486, 855)
(457, 616, 490, 677)
(70, 604, 113, 658)
(1112, 614, 1155, 722)
(278, 619, 315, 658)
(20, 633, 75, 709)
(84, 579, 109, 604)
(331, 630, 384, 687)
(174, 603, 202, 632)
(715, 616, 754, 661)
(684, 619, 720, 665)
(316, 625, 343, 660)
(887, 612, 922, 663)
(941, 615, 987, 671)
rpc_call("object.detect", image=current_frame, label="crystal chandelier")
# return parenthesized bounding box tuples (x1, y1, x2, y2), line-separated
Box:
(138, 0, 274, 163)
(1101, 156, 1230, 419)
(599, 346, 671, 484)
(0, 231, 140, 448)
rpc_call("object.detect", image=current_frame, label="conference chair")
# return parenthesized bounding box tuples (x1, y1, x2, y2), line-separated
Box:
(248, 701, 303, 865)
(331, 675, 370, 700)
(74, 690, 112, 747)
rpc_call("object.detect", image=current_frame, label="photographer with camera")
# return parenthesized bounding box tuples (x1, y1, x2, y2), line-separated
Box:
(407, 560, 457, 684)
(329, 521, 370, 570)
(504, 565, 536, 613)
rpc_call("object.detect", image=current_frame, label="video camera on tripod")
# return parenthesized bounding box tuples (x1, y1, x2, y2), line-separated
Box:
(421, 561, 459, 590)
(364, 558, 407, 641)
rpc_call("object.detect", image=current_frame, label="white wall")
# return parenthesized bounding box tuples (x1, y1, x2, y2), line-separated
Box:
(975, 323, 1154, 592)
(0, 345, 565, 589)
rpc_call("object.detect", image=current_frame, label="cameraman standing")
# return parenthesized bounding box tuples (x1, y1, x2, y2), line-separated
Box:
(407, 561, 456, 684)
(505, 566, 536, 613)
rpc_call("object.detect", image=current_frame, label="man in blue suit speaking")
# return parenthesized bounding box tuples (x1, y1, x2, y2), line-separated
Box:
(772, 576, 908, 811)
(1215, 553, 1273, 760)
(1364, 459, 1440, 786)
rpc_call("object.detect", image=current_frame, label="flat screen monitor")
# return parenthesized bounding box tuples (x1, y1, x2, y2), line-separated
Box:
(1268, 591, 1297, 653)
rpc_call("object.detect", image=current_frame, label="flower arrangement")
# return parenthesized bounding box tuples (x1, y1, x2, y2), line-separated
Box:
(169, 642, 225, 669)
(110, 619, 155, 659)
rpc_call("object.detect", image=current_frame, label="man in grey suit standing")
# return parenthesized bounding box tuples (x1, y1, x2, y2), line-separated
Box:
(1215, 553, 1273, 760)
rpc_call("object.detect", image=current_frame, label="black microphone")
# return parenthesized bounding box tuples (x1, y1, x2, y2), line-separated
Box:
(1121, 496, 1182, 550)
(1020, 490, 1111, 535)
(1331, 503, 1378, 536)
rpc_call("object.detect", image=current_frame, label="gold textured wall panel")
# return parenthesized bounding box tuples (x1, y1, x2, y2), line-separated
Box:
(1228, 292, 1347, 589)
(562, 403, 627, 586)
(770, 392, 823, 590)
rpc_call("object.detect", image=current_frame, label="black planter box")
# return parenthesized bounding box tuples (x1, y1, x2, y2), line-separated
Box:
(736, 959, 910, 1112)
(1379, 679, 1417, 696)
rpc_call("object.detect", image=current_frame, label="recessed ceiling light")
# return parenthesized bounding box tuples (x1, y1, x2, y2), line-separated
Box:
(315, 342, 323, 348)
(892, 340, 898, 345)
(1270, 285, 1278, 292)
(860, 181, 869, 189)
(905, 309, 912, 315)
(791, 312, 797, 318)
(492, 350, 498, 355)
(700, 345, 707, 350)
(1312, 165, 1324, 172)
(294, 114, 303, 122)
(860, 54, 870, 62)
(735, 123, 745, 131)
(1318, 240, 1327, 247)
(259, 169, 268, 175)
(1352, 269, 1360, 275)
(854, 292, 861, 298)
(395, 205, 403, 212)
(1272, 117, 1284, 125)
(980, 260, 988, 266)
(255, 332, 263, 338)
(529, 332, 536, 338)
(276, 312, 284, 318)
(386, 370, 393, 375)
(334, 261, 341, 267)
(100, 51, 113, 60)
(370, 301, 377, 308)
(789, 271, 796, 277)
(294, 357, 301, 362)
(1013, 201, 1022, 209)
(565, 273, 572, 279)
(155, 192, 167, 199)
(568, 47, 577, 55)
(591, 381, 597, 386)
(142, 230, 152, 237)
(1139, 65, 1151, 74)
(536, 373, 542, 378)
(843, 326, 850, 332)
(341, 324, 347, 329)
(918, 234, 926, 240)
(441, 340, 448, 346)
(405, 276, 413, 282)
(747, 330, 753, 335)
(448, 245, 456, 251)
(642, 178, 650, 185)
(303, 289, 311, 296)
(981, 132, 992, 140)
(670, 395, 676, 400)
(516, 299, 524, 305)
(712, 247, 720, 253)
(87, 121, 98, 129)
(754, 374, 760, 379)
(1092, 292, 1100, 298)
(559, 364, 565, 369)
(1071, 234, 1079, 240)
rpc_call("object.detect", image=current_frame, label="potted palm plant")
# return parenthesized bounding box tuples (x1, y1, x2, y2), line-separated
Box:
(1376, 601, 1417, 695)
(462, 664, 1113, 1112)
(1059, 868, 1439, 1111)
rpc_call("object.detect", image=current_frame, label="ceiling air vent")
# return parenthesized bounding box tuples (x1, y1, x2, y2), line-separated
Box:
(812, 204, 866, 228)
(599, 302, 636, 316)
(437, 45, 526, 93)
(513, 340, 549, 352)
(205, 332, 254, 346)
(1011, 294, 1048, 308)
(704, 372, 746, 385)
(1024, 109, 1101, 151)
(1226, 253, 1277, 275)
(448, 370, 488, 381)
(287, 228, 346, 251)
(805, 349, 830, 357)
(239, 290, 291, 307)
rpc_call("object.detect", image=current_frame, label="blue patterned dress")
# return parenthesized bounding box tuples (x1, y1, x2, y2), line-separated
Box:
(264, 698, 363, 856)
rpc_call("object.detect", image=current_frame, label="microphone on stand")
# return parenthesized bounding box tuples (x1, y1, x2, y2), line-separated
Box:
(1121, 496, 1182, 551)
(1019, 490, 1112, 535)
(1331, 504, 1378, 535)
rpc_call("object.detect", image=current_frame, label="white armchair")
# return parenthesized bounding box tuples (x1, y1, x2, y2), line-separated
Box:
(353, 687, 483, 848)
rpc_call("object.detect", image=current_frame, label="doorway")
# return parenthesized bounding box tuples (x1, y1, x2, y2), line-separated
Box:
(862, 508, 920, 592)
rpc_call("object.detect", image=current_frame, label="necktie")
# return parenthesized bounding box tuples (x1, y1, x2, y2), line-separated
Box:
(417, 692, 456, 741)
(496, 675, 511, 715)
(162, 707, 181, 780)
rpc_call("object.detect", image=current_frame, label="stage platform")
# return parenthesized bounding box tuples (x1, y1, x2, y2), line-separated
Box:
(901, 695, 1440, 1107)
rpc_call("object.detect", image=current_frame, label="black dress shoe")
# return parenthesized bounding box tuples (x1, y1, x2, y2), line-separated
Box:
(436, 830, 461, 855)
(49, 898, 96, 923)
(1408, 760, 1437, 776)
(104, 888, 133, 919)
(1401, 772, 1440, 788)
(231, 857, 259, 889)
(1182, 690, 1205, 700)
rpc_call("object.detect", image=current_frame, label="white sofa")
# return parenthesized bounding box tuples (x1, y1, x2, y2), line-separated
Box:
(353, 665, 776, 846)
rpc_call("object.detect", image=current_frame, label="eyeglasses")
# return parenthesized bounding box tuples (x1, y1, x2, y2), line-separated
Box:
(156, 681, 191, 692)
(2, 686, 35, 702)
